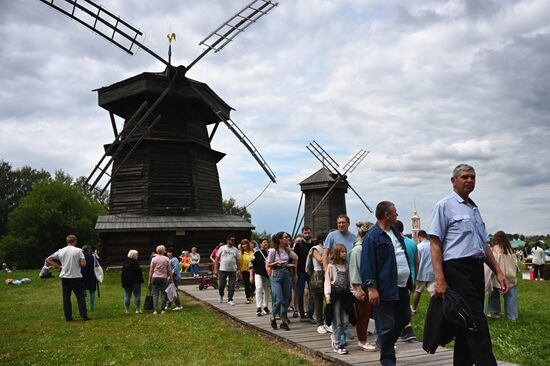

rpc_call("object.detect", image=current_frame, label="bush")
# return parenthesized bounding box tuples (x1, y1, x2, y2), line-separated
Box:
(0, 180, 106, 267)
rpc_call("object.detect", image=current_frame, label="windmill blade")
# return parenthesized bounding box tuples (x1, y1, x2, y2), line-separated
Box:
(187, 82, 276, 183)
(306, 140, 340, 175)
(99, 114, 162, 195)
(215, 112, 277, 183)
(85, 67, 183, 192)
(291, 192, 304, 238)
(186, 0, 278, 72)
(84, 101, 150, 190)
(342, 150, 369, 174)
(347, 183, 373, 213)
(38, 0, 169, 66)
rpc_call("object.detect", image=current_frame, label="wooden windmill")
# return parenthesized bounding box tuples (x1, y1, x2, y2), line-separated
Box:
(37, 0, 278, 264)
(292, 141, 372, 237)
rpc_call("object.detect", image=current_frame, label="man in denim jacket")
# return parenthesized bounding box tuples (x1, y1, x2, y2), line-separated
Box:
(360, 201, 412, 366)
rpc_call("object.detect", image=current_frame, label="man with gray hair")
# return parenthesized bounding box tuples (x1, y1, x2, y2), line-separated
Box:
(429, 164, 508, 365)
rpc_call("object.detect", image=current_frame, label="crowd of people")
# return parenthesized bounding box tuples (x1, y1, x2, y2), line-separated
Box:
(42, 164, 545, 366)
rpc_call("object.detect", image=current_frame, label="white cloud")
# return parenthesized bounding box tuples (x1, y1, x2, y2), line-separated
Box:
(1, 0, 549, 236)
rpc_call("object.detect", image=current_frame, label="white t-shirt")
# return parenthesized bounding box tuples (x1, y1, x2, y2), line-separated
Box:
(385, 229, 410, 288)
(50, 246, 85, 278)
(532, 246, 545, 265)
(217, 245, 240, 272)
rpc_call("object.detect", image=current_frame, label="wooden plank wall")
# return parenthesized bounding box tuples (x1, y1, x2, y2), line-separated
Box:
(304, 188, 347, 237)
(100, 229, 251, 266)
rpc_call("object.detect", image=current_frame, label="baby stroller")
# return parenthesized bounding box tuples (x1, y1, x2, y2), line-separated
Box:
(198, 271, 218, 290)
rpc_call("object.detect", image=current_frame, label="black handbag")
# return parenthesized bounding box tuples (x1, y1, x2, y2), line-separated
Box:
(143, 286, 154, 311)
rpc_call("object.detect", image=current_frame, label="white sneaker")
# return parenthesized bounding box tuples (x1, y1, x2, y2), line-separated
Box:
(219, 296, 224, 303)
(173, 306, 182, 311)
(337, 346, 349, 355)
(228, 300, 235, 306)
(153, 311, 157, 315)
(358, 342, 378, 352)
(161, 310, 165, 314)
(326, 325, 333, 333)
(317, 325, 328, 334)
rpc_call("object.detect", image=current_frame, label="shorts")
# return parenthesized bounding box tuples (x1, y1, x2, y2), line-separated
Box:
(415, 280, 435, 293)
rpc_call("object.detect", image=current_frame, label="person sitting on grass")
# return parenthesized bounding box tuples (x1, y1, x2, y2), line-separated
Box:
(39, 262, 53, 279)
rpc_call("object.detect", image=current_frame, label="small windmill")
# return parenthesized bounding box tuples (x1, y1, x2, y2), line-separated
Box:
(292, 141, 372, 237)
(36, 0, 279, 263)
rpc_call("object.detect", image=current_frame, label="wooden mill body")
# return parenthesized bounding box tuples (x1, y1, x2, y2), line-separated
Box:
(94, 70, 253, 264)
(299, 167, 348, 238)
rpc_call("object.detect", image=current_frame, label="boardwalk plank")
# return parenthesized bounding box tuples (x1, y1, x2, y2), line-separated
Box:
(180, 285, 517, 366)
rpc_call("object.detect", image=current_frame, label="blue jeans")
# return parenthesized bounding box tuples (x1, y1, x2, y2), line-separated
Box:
(331, 296, 349, 346)
(190, 264, 200, 276)
(488, 286, 518, 320)
(373, 287, 411, 366)
(296, 272, 314, 317)
(271, 269, 291, 319)
(124, 283, 142, 309)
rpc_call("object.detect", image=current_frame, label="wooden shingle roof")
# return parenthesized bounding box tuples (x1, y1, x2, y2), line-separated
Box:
(95, 214, 255, 232)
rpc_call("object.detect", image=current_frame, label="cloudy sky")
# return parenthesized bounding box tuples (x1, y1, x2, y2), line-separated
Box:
(1, 0, 549, 236)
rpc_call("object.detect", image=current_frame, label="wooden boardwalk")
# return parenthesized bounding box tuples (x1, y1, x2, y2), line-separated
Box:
(180, 284, 516, 365)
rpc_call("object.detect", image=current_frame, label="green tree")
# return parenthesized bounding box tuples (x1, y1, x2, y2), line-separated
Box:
(251, 230, 272, 242)
(222, 197, 251, 223)
(0, 180, 107, 268)
(74, 176, 109, 207)
(0, 161, 51, 237)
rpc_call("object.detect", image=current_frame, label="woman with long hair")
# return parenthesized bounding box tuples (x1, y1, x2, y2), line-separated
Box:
(250, 238, 271, 316)
(266, 232, 297, 330)
(240, 239, 256, 304)
(487, 231, 519, 320)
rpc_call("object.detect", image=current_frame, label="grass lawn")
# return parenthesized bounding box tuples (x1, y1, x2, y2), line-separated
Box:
(1, 268, 548, 366)
(410, 275, 549, 366)
(0, 269, 312, 366)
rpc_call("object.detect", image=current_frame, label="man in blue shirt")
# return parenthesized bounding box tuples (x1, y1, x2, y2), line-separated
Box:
(322, 214, 356, 269)
(361, 201, 412, 366)
(429, 164, 508, 366)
